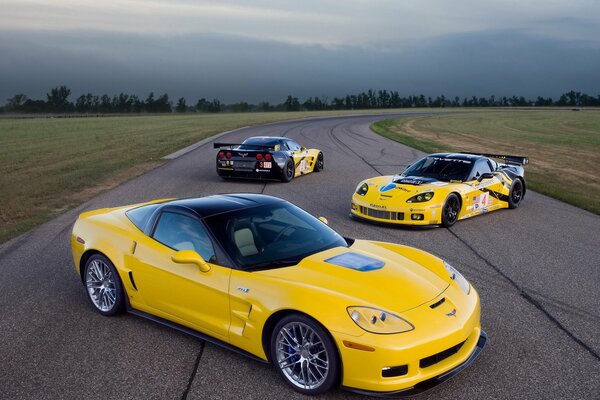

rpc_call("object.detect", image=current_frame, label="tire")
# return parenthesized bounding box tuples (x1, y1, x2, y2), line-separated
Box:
(441, 193, 461, 228)
(508, 178, 524, 209)
(83, 254, 125, 316)
(281, 159, 295, 182)
(270, 314, 340, 395)
(314, 152, 324, 172)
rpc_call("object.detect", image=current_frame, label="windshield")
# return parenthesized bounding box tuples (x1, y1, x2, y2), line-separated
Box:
(204, 202, 347, 270)
(402, 156, 473, 182)
(237, 137, 280, 151)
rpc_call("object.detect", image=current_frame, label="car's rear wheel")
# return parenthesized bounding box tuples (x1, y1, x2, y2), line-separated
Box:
(508, 178, 524, 209)
(281, 159, 295, 182)
(314, 152, 324, 172)
(442, 194, 460, 227)
(83, 254, 124, 316)
(271, 314, 339, 395)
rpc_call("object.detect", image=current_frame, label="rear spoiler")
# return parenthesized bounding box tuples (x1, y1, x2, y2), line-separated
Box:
(213, 142, 276, 150)
(462, 152, 529, 166)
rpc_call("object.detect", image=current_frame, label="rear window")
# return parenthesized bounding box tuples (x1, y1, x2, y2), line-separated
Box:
(126, 204, 160, 231)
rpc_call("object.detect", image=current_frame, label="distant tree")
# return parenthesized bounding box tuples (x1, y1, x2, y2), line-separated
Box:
(46, 85, 71, 112)
(257, 101, 272, 112)
(6, 94, 28, 111)
(175, 97, 187, 113)
(283, 95, 300, 111)
(144, 92, 155, 112)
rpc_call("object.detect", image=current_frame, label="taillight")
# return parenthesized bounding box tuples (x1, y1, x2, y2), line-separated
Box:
(256, 153, 263, 160)
(226, 152, 232, 159)
(218, 152, 225, 158)
(265, 154, 272, 161)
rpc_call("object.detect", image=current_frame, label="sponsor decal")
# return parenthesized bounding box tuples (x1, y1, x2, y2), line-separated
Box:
(237, 287, 249, 293)
(325, 252, 384, 272)
(430, 181, 448, 186)
(398, 178, 423, 185)
(260, 161, 272, 168)
(379, 183, 396, 192)
(397, 186, 411, 192)
(446, 308, 457, 317)
(369, 203, 387, 209)
(410, 208, 425, 212)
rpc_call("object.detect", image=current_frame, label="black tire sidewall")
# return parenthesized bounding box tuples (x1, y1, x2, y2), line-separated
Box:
(270, 314, 340, 395)
(281, 159, 294, 182)
(442, 194, 460, 228)
(83, 254, 125, 316)
(314, 152, 324, 172)
(508, 179, 523, 209)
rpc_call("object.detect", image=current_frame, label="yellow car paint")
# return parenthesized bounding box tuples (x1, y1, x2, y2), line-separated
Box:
(72, 201, 483, 394)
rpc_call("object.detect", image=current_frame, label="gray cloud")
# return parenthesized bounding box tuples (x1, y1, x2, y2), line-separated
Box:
(1, 29, 597, 103)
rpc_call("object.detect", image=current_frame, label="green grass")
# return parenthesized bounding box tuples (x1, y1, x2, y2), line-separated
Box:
(371, 110, 600, 214)
(0, 109, 430, 244)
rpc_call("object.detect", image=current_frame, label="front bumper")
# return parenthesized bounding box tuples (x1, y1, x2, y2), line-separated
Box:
(350, 198, 441, 226)
(343, 331, 487, 397)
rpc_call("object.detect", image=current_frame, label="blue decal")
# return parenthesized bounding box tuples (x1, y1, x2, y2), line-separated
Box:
(379, 183, 396, 193)
(325, 252, 384, 272)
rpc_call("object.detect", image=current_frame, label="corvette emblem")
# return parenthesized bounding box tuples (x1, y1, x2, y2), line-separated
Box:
(446, 308, 457, 317)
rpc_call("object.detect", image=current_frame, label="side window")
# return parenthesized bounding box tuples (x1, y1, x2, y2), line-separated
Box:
(471, 160, 493, 180)
(153, 212, 216, 262)
(287, 140, 301, 151)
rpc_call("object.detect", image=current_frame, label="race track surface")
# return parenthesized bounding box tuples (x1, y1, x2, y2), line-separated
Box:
(1, 114, 599, 399)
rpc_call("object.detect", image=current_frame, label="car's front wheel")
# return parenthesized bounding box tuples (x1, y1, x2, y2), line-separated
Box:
(442, 193, 461, 227)
(271, 314, 339, 395)
(83, 254, 124, 316)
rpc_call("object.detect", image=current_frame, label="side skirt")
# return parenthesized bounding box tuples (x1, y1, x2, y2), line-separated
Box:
(127, 307, 269, 364)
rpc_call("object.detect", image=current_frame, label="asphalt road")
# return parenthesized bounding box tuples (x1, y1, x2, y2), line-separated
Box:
(1, 114, 599, 400)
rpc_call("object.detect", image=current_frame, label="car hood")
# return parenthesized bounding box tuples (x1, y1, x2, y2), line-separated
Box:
(258, 240, 449, 313)
(358, 175, 452, 202)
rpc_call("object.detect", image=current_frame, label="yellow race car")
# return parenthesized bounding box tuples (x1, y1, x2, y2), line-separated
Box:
(71, 194, 486, 396)
(351, 152, 528, 227)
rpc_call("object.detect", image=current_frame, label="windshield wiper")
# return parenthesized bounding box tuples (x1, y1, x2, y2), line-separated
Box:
(245, 259, 299, 271)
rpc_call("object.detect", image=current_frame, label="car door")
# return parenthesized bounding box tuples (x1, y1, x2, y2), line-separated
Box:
(287, 140, 312, 175)
(465, 159, 504, 212)
(129, 210, 231, 340)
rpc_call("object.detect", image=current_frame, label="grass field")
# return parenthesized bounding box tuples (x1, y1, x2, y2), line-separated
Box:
(0, 109, 428, 244)
(371, 110, 600, 215)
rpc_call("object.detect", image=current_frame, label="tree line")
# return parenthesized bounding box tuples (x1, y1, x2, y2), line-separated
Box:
(2, 86, 599, 114)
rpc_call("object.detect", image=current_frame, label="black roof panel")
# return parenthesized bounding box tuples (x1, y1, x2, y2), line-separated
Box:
(165, 193, 285, 218)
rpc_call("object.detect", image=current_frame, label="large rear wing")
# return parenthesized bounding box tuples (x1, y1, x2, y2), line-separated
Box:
(213, 142, 276, 150)
(462, 152, 529, 166)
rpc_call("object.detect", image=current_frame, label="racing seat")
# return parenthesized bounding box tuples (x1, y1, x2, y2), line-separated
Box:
(234, 228, 259, 256)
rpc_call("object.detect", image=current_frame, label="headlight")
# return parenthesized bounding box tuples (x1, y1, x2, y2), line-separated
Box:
(347, 306, 413, 334)
(444, 261, 470, 294)
(355, 182, 369, 196)
(406, 191, 434, 203)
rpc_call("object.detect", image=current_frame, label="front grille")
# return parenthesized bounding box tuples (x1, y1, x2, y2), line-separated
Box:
(359, 206, 404, 221)
(420, 340, 466, 369)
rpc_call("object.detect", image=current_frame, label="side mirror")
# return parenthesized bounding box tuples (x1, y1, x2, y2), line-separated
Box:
(300, 147, 307, 152)
(172, 250, 211, 272)
(477, 172, 495, 182)
(318, 216, 329, 225)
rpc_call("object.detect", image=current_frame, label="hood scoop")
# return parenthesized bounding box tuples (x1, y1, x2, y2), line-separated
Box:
(324, 252, 384, 272)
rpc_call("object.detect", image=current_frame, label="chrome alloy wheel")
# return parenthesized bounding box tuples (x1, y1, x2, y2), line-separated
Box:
(275, 322, 329, 390)
(86, 259, 117, 312)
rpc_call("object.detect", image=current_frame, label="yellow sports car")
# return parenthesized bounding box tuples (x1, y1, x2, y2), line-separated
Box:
(71, 194, 486, 396)
(351, 152, 528, 227)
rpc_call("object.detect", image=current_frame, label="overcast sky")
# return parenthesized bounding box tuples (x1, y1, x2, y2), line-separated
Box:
(1, 0, 599, 103)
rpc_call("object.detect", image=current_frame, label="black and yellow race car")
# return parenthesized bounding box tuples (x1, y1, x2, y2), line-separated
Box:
(215, 136, 324, 182)
(351, 152, 528, 227)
